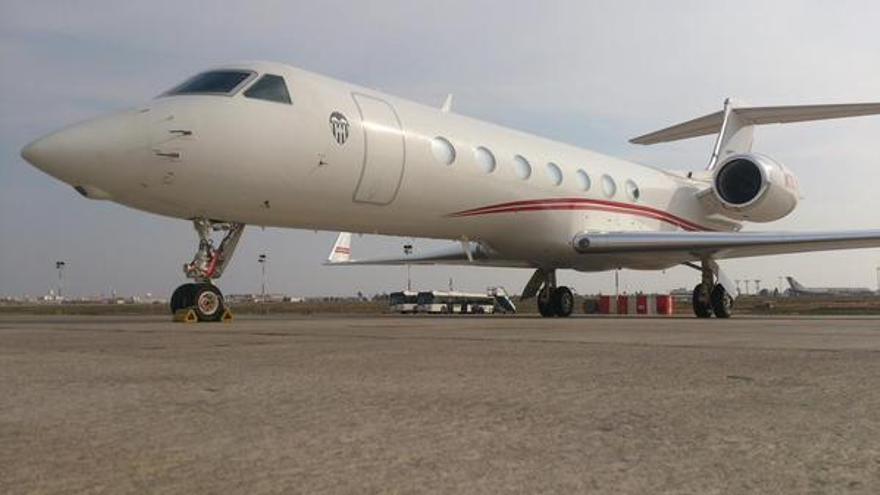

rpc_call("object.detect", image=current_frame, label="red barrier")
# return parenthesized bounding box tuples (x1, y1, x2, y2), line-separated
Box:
(656, 295, 674, 315)
(596, 294, 674, 316)
(617, 295, 629, 315)
(636, 295, 648, 314)
(599, 295, 615, 314)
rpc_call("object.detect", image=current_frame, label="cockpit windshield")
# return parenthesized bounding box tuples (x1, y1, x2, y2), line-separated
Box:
(165, 70, 254, 96)
(244, 74, 292, 104)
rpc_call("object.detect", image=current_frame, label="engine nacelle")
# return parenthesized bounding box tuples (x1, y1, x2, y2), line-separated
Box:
(706, 153, 799, 222)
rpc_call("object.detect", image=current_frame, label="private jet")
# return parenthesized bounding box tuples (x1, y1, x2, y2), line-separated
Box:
(20, 61, 880, 321)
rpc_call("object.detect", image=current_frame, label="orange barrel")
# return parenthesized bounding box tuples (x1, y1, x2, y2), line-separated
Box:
(656, 295, 674, 315)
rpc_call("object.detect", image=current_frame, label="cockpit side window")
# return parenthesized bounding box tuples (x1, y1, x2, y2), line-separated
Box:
(165, 70, 254, 96)
(243, 74, 292, 104)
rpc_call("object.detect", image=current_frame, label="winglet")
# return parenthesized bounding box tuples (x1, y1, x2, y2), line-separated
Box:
(327, 232, 352, 264)
(441, 94, 453, 113)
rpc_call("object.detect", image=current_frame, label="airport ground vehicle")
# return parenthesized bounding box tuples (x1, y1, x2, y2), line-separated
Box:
(389, 291, 419, 313)
(416, 291, 497, 314)
(414, 287, 517, 314)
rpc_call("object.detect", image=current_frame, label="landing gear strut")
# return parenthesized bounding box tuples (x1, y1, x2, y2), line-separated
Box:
(169, 219, 244, 322)
(690, 260, 734, 319)
(534, 270, 574, 318)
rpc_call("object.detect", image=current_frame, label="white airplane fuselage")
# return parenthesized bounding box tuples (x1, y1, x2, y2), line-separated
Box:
(24, 61, 732, 272)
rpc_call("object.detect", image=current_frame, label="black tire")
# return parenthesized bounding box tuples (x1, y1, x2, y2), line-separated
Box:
(192, 284, 224, 322)
(692, 284, 713, 318)
(710, 285, 734, 319)
(552, 287, 574, 317)
(537, 288, 554, 317)
(170, 283, 197, 313)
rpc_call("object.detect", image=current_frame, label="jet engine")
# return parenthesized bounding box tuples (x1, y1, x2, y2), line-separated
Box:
(706, 153, 800, 222)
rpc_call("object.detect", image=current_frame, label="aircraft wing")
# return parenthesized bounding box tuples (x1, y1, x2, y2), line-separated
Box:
(325, 243, 475, 266)
(573, 230, 880, 261)
(323, 233, 531, 268)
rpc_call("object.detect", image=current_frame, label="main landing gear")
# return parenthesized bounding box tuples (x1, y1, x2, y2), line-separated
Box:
(169, 219, 244, 322)
(534, 270, 575, 318)
(691, 261, 734, 319)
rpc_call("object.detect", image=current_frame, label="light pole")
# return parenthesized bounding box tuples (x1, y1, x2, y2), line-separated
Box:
(55, 261, 66, 299)
(258, 254, 267, 300)
(403, 243, 413, 291)
(754, 279, 761, 295)
(614, 269, 620, 299)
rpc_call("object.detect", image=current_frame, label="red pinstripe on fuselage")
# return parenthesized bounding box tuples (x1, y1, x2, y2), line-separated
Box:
(448, 198, 713, 232)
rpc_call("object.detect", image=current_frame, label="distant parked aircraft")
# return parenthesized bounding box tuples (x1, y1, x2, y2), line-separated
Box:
(785, 276, 874, 297)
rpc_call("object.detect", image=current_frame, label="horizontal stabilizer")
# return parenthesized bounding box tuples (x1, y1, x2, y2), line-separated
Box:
(631, 102, 880, 145)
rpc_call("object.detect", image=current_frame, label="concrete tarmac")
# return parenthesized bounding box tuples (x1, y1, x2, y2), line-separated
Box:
(1, 314, 879, 494)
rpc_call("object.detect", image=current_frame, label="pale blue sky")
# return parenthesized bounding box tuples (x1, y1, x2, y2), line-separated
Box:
(2, 1, 879, 298)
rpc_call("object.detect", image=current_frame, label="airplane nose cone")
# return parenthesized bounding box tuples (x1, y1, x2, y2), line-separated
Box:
(21, 133, 65, 174)
(20, 110, 148, 185)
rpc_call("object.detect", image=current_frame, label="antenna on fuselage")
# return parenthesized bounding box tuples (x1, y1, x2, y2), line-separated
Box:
(441, 94, 453, 113)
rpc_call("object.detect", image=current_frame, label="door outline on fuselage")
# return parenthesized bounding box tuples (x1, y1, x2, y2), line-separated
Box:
(350, 92, 406, 205)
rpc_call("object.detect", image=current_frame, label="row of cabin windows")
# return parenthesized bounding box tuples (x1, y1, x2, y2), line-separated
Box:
(165, 70, 292, 104)
(167, 72, 642, 203)
(430, 136, 641, 202)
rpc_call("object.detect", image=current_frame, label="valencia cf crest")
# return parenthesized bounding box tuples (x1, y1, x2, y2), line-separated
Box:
(329, 111, 350, 145)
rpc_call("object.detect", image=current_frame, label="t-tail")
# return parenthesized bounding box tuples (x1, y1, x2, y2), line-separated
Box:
(632, 99, 880, 224)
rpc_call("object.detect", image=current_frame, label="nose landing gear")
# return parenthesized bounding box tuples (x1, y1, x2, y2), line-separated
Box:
(170, 219, 244, 322)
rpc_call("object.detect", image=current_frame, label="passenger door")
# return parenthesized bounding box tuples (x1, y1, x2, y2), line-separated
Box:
(351, 93, 405, 205)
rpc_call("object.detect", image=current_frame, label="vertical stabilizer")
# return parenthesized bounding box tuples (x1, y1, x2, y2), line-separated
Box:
(327, 232, 352, 263)
(786, 276, 806, 291)
(707, 98, 755, 170)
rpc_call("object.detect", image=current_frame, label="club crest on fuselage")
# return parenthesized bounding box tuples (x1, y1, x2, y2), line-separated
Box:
(329, 112, 349, 145)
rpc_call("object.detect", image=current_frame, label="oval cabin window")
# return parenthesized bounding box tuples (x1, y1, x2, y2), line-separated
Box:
(431, 137, 456, 165)
(602, 175, 617, 197)
(474, 146, 496, 173)
(546, 162, 563, 186)
(576, 169, 591, 191)
(514, 155, 531, 179)
(625, 180, 641, 201)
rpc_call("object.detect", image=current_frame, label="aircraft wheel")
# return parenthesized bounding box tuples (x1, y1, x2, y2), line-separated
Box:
(193, 284, 225, 322)
(692, 284, 713, 318)
(537, 288, 555, 317)
(552, 287, 574, 317)
(710, 285, 734, 319)
(170, 283, 197, 313)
